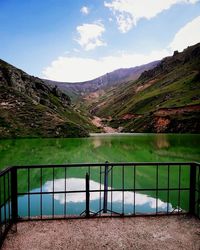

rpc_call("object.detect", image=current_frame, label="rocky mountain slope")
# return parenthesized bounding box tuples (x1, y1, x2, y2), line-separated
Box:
(84, 43, 200, 133)
(0, 59, 95, 138)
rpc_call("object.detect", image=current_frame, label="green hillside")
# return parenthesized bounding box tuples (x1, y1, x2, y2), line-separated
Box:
(0, 59, 96, 138)
(86, 43, 200, 133)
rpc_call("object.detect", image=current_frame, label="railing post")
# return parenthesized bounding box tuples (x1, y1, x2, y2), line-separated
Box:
(11, 168, 18, 224)
(103, 161, 109, 213)
(85, 173, 90, 218)
(189, 163, 196, 215)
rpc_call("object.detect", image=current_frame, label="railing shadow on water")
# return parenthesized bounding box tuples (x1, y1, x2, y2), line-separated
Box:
(0, 162, 200, 246)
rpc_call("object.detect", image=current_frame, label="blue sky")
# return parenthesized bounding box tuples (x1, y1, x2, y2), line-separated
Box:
(0, 0, 200, 82)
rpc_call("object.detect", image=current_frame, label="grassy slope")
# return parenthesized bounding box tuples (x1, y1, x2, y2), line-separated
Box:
(89, 43, 200, 133)
(0, 85, 92, 138)
(0, 60, 97, 138)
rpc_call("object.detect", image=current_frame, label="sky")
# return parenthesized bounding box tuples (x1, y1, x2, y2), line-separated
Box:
(0, 0, 200, 82)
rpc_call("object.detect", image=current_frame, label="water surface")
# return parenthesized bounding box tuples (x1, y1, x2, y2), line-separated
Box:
(0, 133, 199, 217)
(0, 133, 199, 169)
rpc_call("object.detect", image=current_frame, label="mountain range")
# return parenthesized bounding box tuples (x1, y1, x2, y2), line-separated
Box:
(44, 60, 159, 100)
(0, 43, 200, 138)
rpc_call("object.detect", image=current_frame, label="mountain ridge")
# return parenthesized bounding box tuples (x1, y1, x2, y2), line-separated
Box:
(44, 60, 159, 100)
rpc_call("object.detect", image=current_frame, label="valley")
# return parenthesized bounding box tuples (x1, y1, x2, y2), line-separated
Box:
(47, 43, 200, 135)
(0, 43, 200, 138)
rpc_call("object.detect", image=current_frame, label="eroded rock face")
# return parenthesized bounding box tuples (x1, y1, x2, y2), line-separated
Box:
(0, 59, 88, 138)
(0, 60, 71, 108)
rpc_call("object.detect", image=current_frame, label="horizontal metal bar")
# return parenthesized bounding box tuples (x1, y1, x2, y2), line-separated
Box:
(17, 211, 189, 222)
(12, 162, 197, 169)
(17, 187, 190, 196)
(0, 162, 199, 177)
(0, 162, 199, 176)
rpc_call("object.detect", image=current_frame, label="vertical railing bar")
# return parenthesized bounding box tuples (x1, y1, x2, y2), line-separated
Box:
(52, 167, 55, 219)
(40, 168, 42, 219)
(28, 168, 30, 220)
(156, 164, 158, 215)
(134, 165, 136, 215)
(7, 173, 10, 223)
(198, 165, 200, 218)
(122, 165, 124, 215)
(167, 165, 170, 214)
(111, 166, 113, 216)
(0, 177, 2, 237)
(11, 168, 18, 225)
(89, 166, 90, 215)
(85, 173, 90, 218)
(189, 163, 196, 215)
(64, 167, 67, 218)
(178, 165, 181, 214)
(86, 166, 90, 216)
(103, 162, 108, 213)
(3, 175, 6, 226)
(196, 165, 200, 218)
(99, 166, 101, 214)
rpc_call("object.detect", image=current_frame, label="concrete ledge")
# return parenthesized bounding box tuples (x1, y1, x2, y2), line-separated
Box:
(2, 215, 200, 250)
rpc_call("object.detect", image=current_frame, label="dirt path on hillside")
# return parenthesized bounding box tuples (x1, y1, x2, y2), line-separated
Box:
(91, 116, 117, 133)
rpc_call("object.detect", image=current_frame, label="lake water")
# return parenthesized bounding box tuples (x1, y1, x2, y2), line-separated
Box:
(0, 133, 199, 218)
(0, 133, 199, 168)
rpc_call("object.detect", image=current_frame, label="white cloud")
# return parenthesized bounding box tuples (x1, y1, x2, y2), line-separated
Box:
(75, 22, 106, 51)
(42, 15, 200, 82)
(104, 0, 199, 33)
(80, 6, 90, 15)
(169, 15, 200, 51)
(42, 49, 170, 82)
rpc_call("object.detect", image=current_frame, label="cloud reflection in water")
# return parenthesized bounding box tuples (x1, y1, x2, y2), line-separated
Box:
(44, 178, 172, 211)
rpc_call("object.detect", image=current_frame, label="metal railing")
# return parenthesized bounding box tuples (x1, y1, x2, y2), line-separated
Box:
(0, 167, 12, 247)
(0, 162, 199, 246)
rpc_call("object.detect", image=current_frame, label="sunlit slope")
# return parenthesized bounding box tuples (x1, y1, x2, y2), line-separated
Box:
(91, 43, 200, 133)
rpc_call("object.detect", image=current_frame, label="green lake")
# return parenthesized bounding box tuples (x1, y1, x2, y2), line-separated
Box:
(0, 133, 200, 168)
(0, 133, 199, 217)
